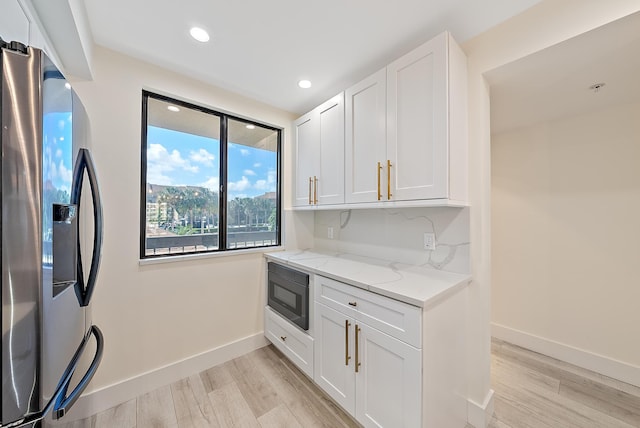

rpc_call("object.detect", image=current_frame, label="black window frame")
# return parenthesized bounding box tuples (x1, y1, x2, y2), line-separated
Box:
(140, 90, 282, 259)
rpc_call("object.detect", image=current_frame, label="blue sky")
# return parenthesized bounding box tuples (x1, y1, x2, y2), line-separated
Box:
(43, 112, 73, 197)
(147, 126, 277, 199)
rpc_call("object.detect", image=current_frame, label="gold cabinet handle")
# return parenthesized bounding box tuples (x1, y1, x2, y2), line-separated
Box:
(280, 336, 286, 341)
(308, 177, 312, 205)
(377, 162, 382, 201)
(355, 324, 361, 373)
(348, 301, 357, 307)
(314, 176, 318, 204)
(387, 160, 392, 200)
(345, 320, 351, 365)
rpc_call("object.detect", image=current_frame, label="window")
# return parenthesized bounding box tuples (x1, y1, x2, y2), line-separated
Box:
(140, 91, 281, 258)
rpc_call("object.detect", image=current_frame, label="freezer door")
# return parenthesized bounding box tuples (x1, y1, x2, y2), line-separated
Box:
(1, 45, 43, 426)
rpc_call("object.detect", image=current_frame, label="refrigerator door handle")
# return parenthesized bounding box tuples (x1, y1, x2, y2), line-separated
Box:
(71, 148, 103, 307)
(53, 325, 104, 420)
(10, 326, 104, 427)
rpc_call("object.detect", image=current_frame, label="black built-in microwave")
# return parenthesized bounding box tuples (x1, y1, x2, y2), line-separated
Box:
(267, 262, 309, 330)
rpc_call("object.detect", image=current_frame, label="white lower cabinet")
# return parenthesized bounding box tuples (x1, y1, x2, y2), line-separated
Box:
(355, 321, 421, 427)
(314, 301, 421, 427)
(314, 303, 356, 413)
(264, 306, 314, 378)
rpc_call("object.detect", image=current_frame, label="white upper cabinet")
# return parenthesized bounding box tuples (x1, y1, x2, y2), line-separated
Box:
(347, 31, 467, 205)
(387, 32, 449, 201)
(293, 93, 345, 207)
(345, 68, 387, 204)
(294, 31, 468, 209)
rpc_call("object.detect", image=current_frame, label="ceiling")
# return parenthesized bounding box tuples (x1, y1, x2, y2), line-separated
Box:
(487, 10, 640, 135)
(83, 0, 540, 115)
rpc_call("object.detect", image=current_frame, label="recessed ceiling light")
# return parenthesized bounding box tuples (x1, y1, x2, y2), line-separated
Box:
(167, 105, 180, 112)
(298, 79, 312, 89)
(246, 124, 255, 130)
(190, 27, 210, 43)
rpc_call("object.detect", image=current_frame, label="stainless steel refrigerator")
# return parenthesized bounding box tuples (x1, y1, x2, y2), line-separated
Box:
(1, 39, 104, 428)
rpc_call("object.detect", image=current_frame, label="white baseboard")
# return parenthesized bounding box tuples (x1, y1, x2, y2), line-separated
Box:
(492, 323, 640, 388)
(67, 332, 269, 420)
(467, 389, 494, 428)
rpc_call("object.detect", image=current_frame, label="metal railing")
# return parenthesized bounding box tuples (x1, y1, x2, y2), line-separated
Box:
(145, 231, 277, 255)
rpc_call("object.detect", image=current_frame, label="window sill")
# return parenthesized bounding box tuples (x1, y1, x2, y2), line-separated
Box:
(139, 245, 285, 266)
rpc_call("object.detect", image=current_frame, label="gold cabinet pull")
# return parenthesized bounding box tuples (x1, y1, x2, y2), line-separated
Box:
(345, 320, 351, 365)
(348, 301, 357, 307)
(308, 177, 313, 205)
(377, 162, 382, 201)
(355, 324, 361, 373)
(387, 159, 392, 200)
(314, 176, 318, 204)
(280, 336, 286, 341)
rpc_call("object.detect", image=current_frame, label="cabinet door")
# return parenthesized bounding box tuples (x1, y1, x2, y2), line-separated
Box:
(293, 111, 319, 206)
(314, 303, 355, 413)
(355, 323, 421, 428)
(387, 32, 448, 201)
(345, 68, 387, 203)
(317, 94, 345, 205)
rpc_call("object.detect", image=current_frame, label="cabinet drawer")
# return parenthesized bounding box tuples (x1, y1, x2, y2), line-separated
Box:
(264, 306, 314, 378)
(315, 275, 421, 348)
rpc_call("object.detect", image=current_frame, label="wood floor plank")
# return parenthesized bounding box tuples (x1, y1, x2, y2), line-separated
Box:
(137, 385, 178, 428)
(95, 399, 136, 428)
(260, 346, 359, 428)
(224, 352, 280, 418)
(487, 415, 511, 428)
(200, 364, 235, 394)
(257, 404, 302, 428)
(559, 377, 640, 427)
(492, 353, 560, 393)
(171, 374, 220, 428)
(494, 371, 636, 428)
(57, 416, 96, 428)
(208, 382, 260, 428)
(495, 340, 640, 398)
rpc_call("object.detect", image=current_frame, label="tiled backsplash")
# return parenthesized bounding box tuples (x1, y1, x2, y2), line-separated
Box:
(313, 207, 470, 274)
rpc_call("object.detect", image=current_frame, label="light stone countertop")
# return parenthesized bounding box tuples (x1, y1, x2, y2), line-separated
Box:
(265, 249, 471, 309)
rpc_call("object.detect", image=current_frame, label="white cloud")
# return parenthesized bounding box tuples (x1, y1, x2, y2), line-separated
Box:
(253, 162, 261, 168)
(228, 176, 250, 192)
(254, 179, 268, 190)
(243, 169, 256, 176)
(200, 176, 220, 191)
(147, 170, 173, 185)
(147, 143, 199, 184)
(240, 149, 250, 156)
(190, 148, 215, 166)
(267, 168, 276, 184)
(55, 149, 63, 158)
(58, 160, 73, 184)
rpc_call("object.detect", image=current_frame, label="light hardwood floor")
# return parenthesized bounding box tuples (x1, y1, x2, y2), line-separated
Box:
(489, 339, 640, 428)
(62, 340, 640, 428)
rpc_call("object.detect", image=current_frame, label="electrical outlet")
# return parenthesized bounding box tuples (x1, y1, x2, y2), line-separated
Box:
(423, 232, 436, 250)
(328, 227, 334, 239)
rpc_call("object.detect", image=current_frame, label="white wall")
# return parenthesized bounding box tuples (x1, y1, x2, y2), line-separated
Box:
(492, 101, 640, 381)
(313, 208, 470, 274)
(0, 0, 29, 44)
(70, 46, 312, 397)
(462, 0, 640, 425)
